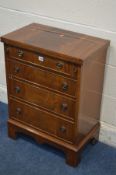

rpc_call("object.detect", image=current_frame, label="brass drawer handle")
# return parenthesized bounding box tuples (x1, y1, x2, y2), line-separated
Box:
(60, 126, 66, 133)
(16, 108, 21, 115)
(62, 82, 68, 91)
(56, 62, 64, 69)
(14, 66, 20, 73)
(61, 103, 68, 112)
(18, 50, 24, 57)
(15, 86, 21, 93)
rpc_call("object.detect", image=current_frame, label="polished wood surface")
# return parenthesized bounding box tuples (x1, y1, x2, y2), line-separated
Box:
(1, 23, 110, 64)
(77, 45, 110, 136)
(7, 59, 77, 97)
(6, 46, 78, 78)
(1, 23, 110, 167)
(9, 98, 75, 143)
(9, 78, 75, 119)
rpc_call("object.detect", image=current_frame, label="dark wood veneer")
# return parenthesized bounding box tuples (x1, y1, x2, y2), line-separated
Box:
(7, 59, 77, 97)
(9, 78, 76, 119)
(9, 98, 75, 143)
(7, 46, 77, 78)
(1, 23, 110, 167)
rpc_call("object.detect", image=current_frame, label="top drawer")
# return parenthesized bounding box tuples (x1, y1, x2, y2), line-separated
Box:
(6, 46, 78, 79)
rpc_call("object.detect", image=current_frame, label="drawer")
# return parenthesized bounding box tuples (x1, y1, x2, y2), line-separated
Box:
(9, 79, 75, 119)
(9, 98, 75, 143)
(6, 46, 78, 79)
(7, 59, 77, 97)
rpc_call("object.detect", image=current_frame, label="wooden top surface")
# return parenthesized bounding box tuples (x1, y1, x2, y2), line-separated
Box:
(1, 23, 110, 64)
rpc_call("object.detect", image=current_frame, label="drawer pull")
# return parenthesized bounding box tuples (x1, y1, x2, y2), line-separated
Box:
(14, 67, 20, 73)
(16, 108, 21, 115)
(18, 50, 24, 57)
(62, 82, 68, 91)
(56, 62, 64, 69)
(61, 103, 68, 112)
(15, 86, 21, 93)
(60, 126, 66, 133)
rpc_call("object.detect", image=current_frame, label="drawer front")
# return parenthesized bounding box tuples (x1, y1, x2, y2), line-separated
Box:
(9, 79, 75, 119)
(6, 46, 78, 78)
(7, 59, 77, 97)
(9, 98, 75, 142)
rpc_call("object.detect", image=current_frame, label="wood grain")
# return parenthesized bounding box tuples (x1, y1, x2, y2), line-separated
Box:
(1, 23, 110, 65)
(9, 98, 75, 143)
(1, 23, 110, 167)
(7, 59, 78, 97)
(8, 78, 76, 119)
(6, 46, 78, 78)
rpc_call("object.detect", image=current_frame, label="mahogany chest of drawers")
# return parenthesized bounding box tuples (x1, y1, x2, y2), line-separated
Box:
(1, 23, 110, 167)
